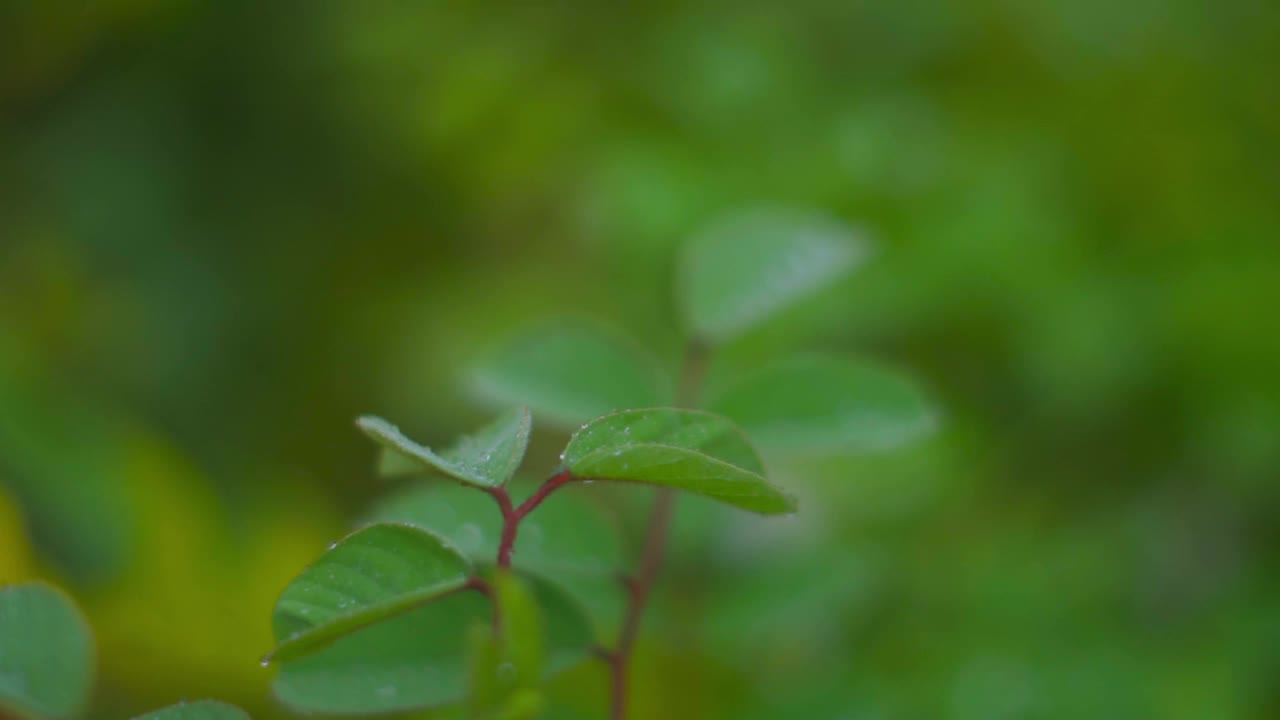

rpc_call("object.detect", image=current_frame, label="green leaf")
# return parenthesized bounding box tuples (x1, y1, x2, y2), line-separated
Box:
(707, 354, 938, 453)
(272, 573, 593, 716)
(364, 482, 626, 630)
(357, 407, 531, 489)
(677, 208, 868, 343)
(562, 408, 796, 514)
(131, 700, 250, 720)
(468, 571, 544, 717)
(469, 322, 671, 428)
(465, 621, 505, 716)
(268, 523, 474, 663)
(0, 582, 94, 720)
(491, 570, 544, 688)
(493, 689, 544, 720)
(520, 573, 595, 676)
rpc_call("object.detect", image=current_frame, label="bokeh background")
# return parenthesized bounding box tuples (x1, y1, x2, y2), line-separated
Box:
(3, 1, 1279, 718)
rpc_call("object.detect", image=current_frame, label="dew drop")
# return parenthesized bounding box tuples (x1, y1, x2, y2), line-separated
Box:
(327, 541, 338, 551)
(259, 655, 271, 667)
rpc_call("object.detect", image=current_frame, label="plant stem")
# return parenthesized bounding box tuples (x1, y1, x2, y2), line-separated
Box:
(491, 470, 573, 568)
(514, 469, 572, 519)
(604, 342, 707, 718)
(606, 486, 675, 720)
(464, 575, 493, 596)
(676, 340, 709, 408)
(490, 487, 517, 568)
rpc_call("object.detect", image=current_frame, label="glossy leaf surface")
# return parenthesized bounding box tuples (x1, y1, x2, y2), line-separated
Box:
(562, 408, 795, 514)
(358, 407, 531, 489)
(272, 572, 592, 715)
(269, 523, 473, 663)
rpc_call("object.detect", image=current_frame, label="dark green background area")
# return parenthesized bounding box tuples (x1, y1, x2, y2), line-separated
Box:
(1, 1, 1277, 718)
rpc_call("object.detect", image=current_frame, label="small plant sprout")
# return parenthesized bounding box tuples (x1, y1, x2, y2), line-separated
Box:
(260, 210, 934, 719)
(0, 210, 935, 720)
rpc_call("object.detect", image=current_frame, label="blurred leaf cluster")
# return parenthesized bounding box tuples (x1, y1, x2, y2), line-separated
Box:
(2, 0, 1278, 718)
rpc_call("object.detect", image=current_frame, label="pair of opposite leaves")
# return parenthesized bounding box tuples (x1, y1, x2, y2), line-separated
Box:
(262, 406, 791, 714)
(270, 406, 793, 659)
(266, 210, 930, 711)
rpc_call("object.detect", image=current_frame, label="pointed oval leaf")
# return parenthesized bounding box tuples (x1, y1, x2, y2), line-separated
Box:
(268, 523, 474, 663)
(132, 700, 250, 720)
(357, 406, 531, 488)
(469, 322, 672, 428)
(0, 582, 94, 720)
(272, 572, 592, 715)
(678, 208, 869, 343)
(707, 354, 938, 453)
(562, 408, 795, 514)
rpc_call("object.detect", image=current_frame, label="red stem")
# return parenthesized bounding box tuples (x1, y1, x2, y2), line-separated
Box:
(491, 470, 573, 568)
(490, 487, 517, 567)
(607, 486, 675, 720)
(464, 575, 493, 596)
(602, 344, 703, 719)
(514, 469, 572, 519)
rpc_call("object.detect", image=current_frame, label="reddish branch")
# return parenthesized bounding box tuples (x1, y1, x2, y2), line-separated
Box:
(489, 470, 573, 567)
(463, 575, 492, 595)
(600, 345, 704, 718)
(484, 468, 677, 719)
(482, 341, 704, 718)
(601, 486, 676, 720)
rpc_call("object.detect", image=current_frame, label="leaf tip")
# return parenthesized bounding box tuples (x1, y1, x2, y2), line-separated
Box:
(355, 414, 393, 435)
(761, 490, 800, 515)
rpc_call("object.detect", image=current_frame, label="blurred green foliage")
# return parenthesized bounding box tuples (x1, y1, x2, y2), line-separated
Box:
(1, 0, 1278, 718)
